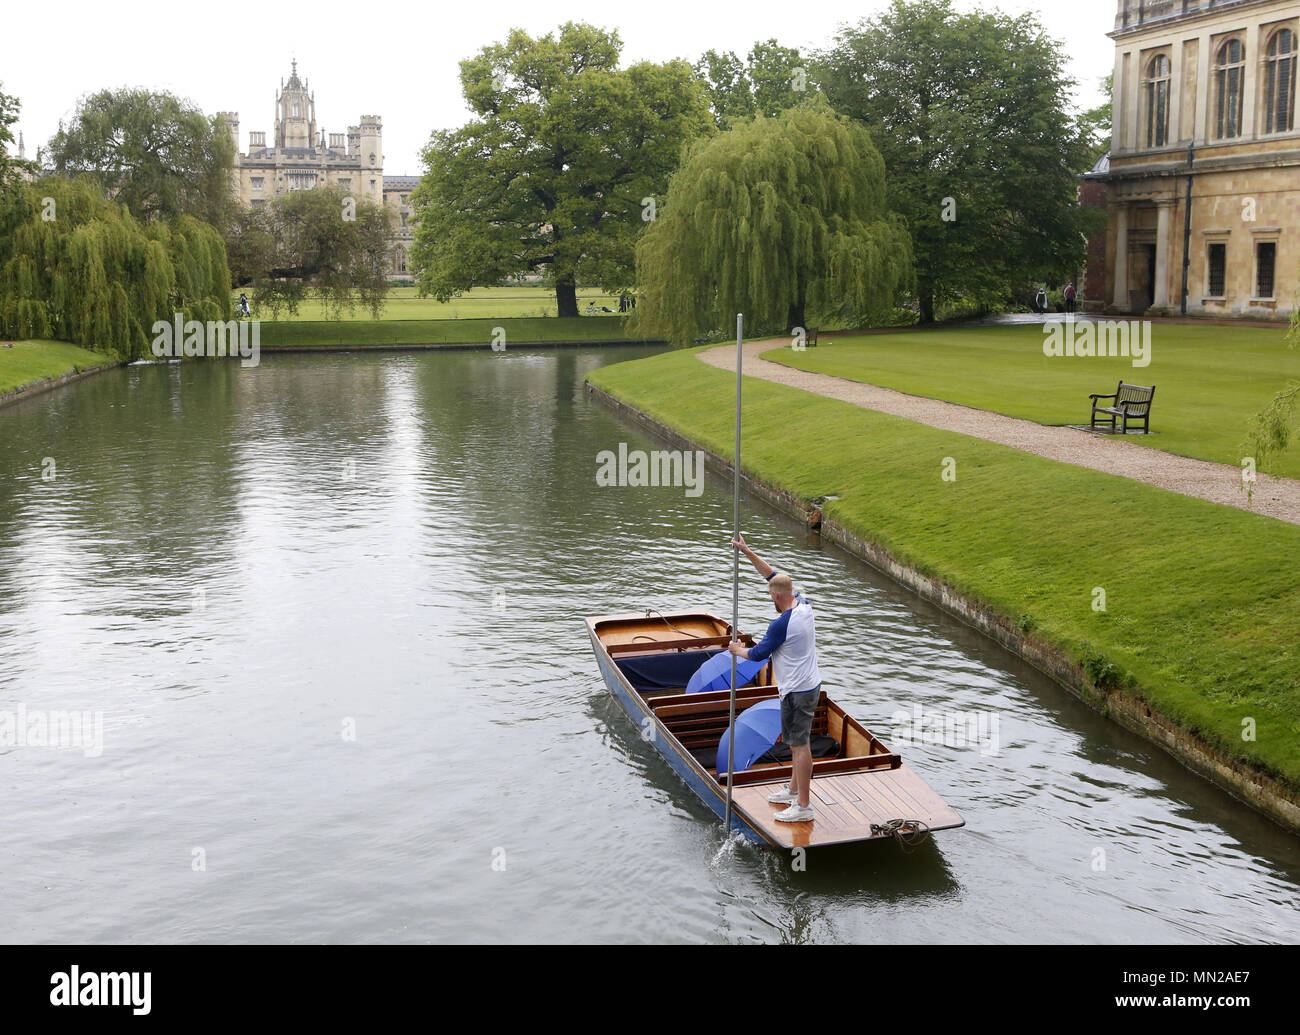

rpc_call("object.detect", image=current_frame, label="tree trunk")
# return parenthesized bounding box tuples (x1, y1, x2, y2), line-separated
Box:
(918, 285, 936, 324)
(555, 274, 578, 318)
(786, 278, 807, 334)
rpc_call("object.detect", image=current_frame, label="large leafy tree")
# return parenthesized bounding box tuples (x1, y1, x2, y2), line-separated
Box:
(229, 184, 393, 319)
(749, 41, 810, 117)
(410, 22, 713, 317)
(695, 39, 809, 128)
(631, 101, 913, 347)
(816, 0, 1097, 322)
(44, 88, 235, 227)
(694, 50, 755, 127)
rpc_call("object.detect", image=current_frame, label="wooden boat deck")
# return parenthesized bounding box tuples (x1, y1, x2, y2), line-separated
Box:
(729, 766, 964, 848)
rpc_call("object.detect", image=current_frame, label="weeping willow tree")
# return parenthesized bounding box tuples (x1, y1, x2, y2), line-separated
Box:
(630, 100, 913, 347)
(0, 177, 230, 359)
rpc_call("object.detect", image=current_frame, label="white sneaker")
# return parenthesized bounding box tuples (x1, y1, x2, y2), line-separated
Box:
(774, 804, 814, 823)
(767, 786, 799, 804)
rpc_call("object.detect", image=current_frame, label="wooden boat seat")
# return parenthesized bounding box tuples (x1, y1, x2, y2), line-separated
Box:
(605, 634, 752, 657)
(660, 691, 834, 759)
(650, 684, 781, 717)
(690, 733, 840, 772)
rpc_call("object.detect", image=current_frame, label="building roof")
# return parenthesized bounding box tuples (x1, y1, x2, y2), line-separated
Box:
(384, 175, 420, 189)
(1083, 151, 1111, 178)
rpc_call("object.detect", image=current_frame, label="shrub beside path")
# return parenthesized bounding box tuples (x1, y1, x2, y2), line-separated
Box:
(698, 339, 1300, 526)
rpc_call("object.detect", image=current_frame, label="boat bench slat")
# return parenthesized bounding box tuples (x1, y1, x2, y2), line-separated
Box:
(671, 709, 831, 746)
(675, 721, 832, 747)
(605, 635, 737, 657)
(652, 686, 780, 718)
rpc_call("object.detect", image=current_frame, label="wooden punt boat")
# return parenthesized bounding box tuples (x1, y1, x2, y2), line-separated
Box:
(587, 608, 965, 849)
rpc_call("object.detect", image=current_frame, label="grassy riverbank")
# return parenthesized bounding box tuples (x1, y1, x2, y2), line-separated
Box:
(238, 285, 626, 321)
(257, 315, 644, 348)
(765, 322, 1300, 478)
(3, 289, 646, 356)
(586, 346, 1300, 792)
(243, 285, 651, 347)
(0, 339, 116, 396)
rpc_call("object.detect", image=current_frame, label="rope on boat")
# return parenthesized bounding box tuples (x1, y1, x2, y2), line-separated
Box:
(871, 818, 931, 852)
(643, 609, 699, 639)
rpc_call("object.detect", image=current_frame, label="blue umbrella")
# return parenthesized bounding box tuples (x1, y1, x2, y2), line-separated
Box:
(715, 698, 782, 773)
(686, 650, 765, 695)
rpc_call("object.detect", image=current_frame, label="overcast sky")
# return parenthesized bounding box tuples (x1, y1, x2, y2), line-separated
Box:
(4, 0, 1117, 175)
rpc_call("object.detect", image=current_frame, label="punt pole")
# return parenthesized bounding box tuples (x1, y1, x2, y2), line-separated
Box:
(725, 313, 742, 833)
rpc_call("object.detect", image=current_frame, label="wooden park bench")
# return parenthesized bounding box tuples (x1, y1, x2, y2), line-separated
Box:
(805, 327, 818, 348)
(1089, 381, 1156, 434)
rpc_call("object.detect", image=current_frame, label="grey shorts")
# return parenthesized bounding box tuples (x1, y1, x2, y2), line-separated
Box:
(780, 685, 820, 748)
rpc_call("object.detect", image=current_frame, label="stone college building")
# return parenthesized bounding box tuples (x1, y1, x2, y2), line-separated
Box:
(218, 62, 416, 279)
(1096, 0, 1297, 319)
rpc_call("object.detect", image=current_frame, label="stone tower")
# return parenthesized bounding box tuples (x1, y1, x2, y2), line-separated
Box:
(275, 61, 317, 150)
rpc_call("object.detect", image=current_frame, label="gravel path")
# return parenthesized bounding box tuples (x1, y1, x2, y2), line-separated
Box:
(698, 339, 1300, 526)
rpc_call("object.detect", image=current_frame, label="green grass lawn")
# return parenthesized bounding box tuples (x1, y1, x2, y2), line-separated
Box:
(587, 346, 1300, 791)
(257, 316, 645, 347)
(0, 339, 116, 396)
(232, 285, 649, 346)
(766, 323, 1300, 479)
(239, 285, 628, 322)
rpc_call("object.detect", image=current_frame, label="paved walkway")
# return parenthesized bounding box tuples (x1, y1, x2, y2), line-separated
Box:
(698, 339, 1300, 526)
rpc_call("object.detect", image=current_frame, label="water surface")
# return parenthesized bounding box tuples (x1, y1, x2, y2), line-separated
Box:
(1, 348, 1298, 943)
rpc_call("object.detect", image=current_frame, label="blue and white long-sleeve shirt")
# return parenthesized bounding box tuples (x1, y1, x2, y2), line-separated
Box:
(748, 573, 821, 698)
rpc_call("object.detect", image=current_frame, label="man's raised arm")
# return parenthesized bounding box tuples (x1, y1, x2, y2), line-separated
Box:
(731, 534, 775, 580)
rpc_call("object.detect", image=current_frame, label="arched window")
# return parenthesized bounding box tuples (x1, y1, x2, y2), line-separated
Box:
(1214, 39, 1245, 138)
(1265, 28, 1297, 134)
(1145, 54, 1171, 148)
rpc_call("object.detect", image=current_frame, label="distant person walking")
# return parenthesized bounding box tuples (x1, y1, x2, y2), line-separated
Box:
(238, 293, 250, 318)
(1034, 287, 1048, 314)
(1064, 282, 1077, 314)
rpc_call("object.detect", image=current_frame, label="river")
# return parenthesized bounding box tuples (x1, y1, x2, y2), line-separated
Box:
(1, 347, 1298, 943)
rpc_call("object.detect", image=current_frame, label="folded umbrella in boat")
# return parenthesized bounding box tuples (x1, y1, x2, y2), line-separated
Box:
(715, 698, 782, 773)
(686, 650, 765, 695)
